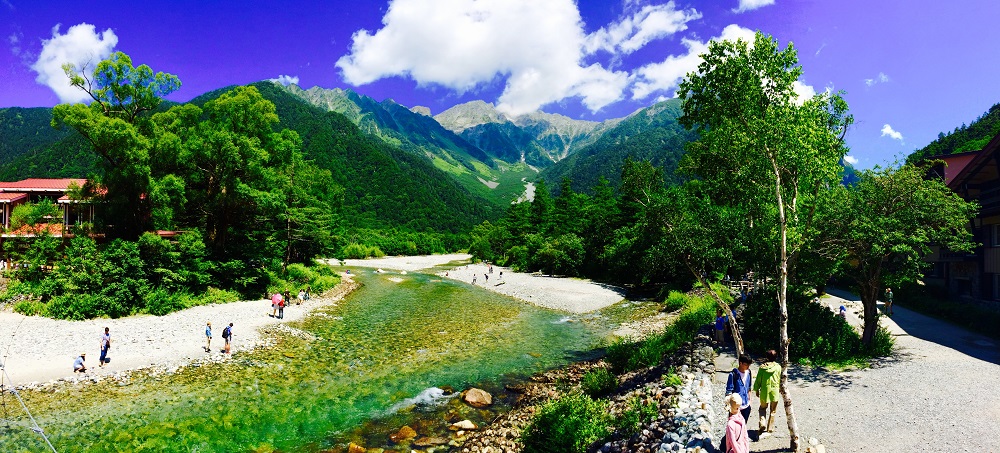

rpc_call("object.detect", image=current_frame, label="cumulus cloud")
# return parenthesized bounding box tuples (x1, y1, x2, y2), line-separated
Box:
(270, 74, 300, 86)
(844, 155, 859, 165)
(631, 24, 756, 100)
(31, 23, 118, 104)
(864, 72, 890, 87)
(881, 124, 904, 142)
(584, 2, 701, 55)
(336, 0, 632, 116)
(734, 0, 775, 13)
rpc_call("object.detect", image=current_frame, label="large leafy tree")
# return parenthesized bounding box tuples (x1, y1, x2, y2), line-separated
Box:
(52, 52, 181, 240)
(678, 31, 852, 451)
(829, 163, 977, 345)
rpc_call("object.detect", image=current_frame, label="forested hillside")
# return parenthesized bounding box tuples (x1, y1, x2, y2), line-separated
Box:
(908, 103, 1000, 164)
(540, 99, 697, 195)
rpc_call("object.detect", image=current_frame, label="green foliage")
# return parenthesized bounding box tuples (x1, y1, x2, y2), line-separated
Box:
(662, 368, 683, 388)
(144, 288, 192, 316)
(8, 199, 60, 230)
(663, 290, 688, 312)
(606, 291, 714, 372)
(13, 299, 46, 316)
(581, 367, 617, 397)
(618, 396, 659, 437)
(340, 243, 385, 259)
(908, 103, 1000, 164)
(520, 391, 614, 453)
(194, 287, 243, 306)
(867, 326, 895, 357)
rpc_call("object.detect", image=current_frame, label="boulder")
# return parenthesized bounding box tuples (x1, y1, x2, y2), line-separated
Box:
(388, 425, 417, 443)
(463, 388, 493, 408)
(413, 437, 448, 447)
(348, 442, 366, 453)
(450, 419, 478, 431)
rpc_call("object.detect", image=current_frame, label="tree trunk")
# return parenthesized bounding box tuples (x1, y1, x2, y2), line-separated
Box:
(688, 259, 744, 356)
(774, 167, 801, 452)
(860, 284, 880, 346)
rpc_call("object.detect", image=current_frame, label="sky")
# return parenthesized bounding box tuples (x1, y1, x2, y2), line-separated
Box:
(3, 0, 1000, 169)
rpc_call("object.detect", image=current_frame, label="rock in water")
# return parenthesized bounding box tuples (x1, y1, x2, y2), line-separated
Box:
(389, 425, 417, 443)
(450, 419, 478, 430)
(463, 388, 493, 408)
(348, 442, 366, 453)
(413, 437, 448, 447)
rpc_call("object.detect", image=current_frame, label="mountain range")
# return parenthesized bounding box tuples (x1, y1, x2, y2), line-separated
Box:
(0, 81, 699, 232)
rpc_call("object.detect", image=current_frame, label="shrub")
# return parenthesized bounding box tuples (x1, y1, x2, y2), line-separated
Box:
(581, 368, 617, 397)
(47, 293, 103, 320)
(663, 290, 688, 312)
(617, 396, 659, 437)
(13, 299, 46, 316)
(521, 391, 614, 453)
(606, 292, 715, 372)
(662, 367, 682, 388)
(340, 243, 385, 259)
(144, 289, 191, 316)
(866, 326, 895, 357)
(194, 287, 243, 306)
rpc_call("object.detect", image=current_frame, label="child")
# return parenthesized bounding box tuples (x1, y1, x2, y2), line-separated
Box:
(725, 393, 750, 453)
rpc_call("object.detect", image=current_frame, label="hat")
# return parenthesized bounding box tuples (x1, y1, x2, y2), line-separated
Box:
(80, 353, 86, 356)
(839, 305, 847, 311)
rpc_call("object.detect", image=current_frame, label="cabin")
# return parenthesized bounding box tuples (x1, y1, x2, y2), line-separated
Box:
(924, 131, 1000, 306)
(0, 178, 95, 235)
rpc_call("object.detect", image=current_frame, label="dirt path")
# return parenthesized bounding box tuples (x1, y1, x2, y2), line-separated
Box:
(712, 290, 1000, 452)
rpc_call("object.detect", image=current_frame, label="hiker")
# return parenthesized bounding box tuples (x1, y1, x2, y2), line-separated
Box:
(73, 353, 87, 373)
(753, 350, 781, 436)
(277, 296, 286, 319)
(271, 292, 282, 317)
(472, 274, 477, 285)
(725, 354, 754, 439)
(484, 273, 489, 283)
(839, 305, 847, 320)
(222, 323, 233, 354)
(884, 287, 894, 316)
(99, 327, 111, 367)
(714, 310, 726, 345)
(297, 289, 306, 305)
(724, 393, 750, 453)
(205, 322, 213, 352)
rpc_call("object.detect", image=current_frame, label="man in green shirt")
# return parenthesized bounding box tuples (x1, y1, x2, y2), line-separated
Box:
(753, 349, 781, 436)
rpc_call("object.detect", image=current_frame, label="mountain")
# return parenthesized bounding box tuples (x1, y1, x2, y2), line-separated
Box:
(434, 100, 618, 167)
(908, 102, 1000, 164)
(538, 98, 698, 194)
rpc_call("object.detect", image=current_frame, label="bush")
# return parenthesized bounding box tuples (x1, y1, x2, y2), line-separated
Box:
(866, 326, 895, 357)
(606, 292, 715, 372)
(521, 392, 614, 453)
(47, 293, 103, 320)
(144, 288, 192, 316)
(662, 367, 682, 388)
(617, 396, 658, 437)
(742, 290, 866, 364)
(663, 290, 688, 312)
(581, 368, 617, 397)
(340, 243, 385, 259)
(194, 287, 243, 306)
(13, 299, 46, 316)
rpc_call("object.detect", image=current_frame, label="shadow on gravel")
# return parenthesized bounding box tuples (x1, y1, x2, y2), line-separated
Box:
(786, 365, 853, 391)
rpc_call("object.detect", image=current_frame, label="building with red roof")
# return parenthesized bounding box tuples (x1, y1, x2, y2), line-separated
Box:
(0, 178, 94, 235)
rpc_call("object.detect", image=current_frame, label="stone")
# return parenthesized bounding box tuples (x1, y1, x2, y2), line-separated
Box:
(413, 437, 448, 447)
(463, 388, 493, 408)
(348, 443, 366, 453)
(450, 420, 478, 431)
(389, 426, 417, 443)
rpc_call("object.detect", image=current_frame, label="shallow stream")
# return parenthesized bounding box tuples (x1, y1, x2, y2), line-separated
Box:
(2, 265, 654, 452)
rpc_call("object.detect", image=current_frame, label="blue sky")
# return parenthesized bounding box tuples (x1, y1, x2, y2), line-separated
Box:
(2, 0, 999, 168)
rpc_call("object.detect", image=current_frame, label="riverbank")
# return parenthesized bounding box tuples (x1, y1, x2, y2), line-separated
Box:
(0, 274, 359, 387)
(336, 254, 627, 313)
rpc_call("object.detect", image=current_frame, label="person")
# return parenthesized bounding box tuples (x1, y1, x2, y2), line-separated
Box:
(884, 287, 894, 316)
(724, 393, 750, 453)
(753, 350, 781, 436)
(271, 292, 282, 317)
(499, 271, 503, 279)
(839, 305, 847, 320)
(297, 289, 306, 305)
(99, 327, 111, 367)
(472, 275, 477, 285)
(725, 353, 754, 439)
(277, 296, 286, 319)
(714, 310, 726, 345)
(73, 353, 87, 373)
(205, 322, 213, 352)
(222, 323, 233, 354)
(484, 273, 489, 283)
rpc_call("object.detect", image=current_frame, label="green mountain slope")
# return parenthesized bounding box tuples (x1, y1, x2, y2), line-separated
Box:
(0, 107, 74, 164)
(539, 99, 698, 194)
(908, 103, 1000, 164)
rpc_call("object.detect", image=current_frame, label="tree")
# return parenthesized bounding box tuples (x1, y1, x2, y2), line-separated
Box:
(829, 163, 977, 345)
(678, 31, 852, 451)
(53, 51, 181, 240)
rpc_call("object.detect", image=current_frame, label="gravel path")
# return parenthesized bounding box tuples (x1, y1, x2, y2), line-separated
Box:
(711, 289, 1000, 452)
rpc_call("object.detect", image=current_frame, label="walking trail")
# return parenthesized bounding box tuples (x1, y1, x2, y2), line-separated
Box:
(712, 289, 1000, 452)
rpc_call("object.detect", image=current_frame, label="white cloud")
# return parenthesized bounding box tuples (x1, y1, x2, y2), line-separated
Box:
(864, 71, 890, 87)
(631, 24, 756, 100)
(31, 23, 118, 104)
(336, 0, 631, 116)
(881, 124, 904, 142)
(733, 0, 775, 13)
(270, 74, 299, 86)
(584, 2, 701, 55)
(844, 155, 859, 165)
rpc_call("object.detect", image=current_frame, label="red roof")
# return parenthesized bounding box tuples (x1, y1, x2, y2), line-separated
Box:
(2, 223, 64, 238)
(0, 192, 28, 202)
(0, 178, 87, 192)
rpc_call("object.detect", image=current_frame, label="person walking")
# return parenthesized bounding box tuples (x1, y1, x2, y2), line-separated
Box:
(222, 323, 233, 354)
(753, 350, 782, 436)
(724, 393, 750, 453)
(884, 287, 894, 316)
(99, 327, 111, 367)
(277, 296, 286, 319)
(205, 322, 212, 352)
(271, 292, 282, 317)
(725, 354, 754, 439)
(73, 353, 87, 373)
(714, 310, 726, 345)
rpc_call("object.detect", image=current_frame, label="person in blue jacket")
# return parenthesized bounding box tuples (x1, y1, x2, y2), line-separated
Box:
(726, 354, 754, 439)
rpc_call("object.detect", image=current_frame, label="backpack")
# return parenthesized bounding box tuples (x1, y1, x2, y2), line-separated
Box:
(222, 326, 231, 339)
